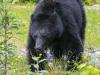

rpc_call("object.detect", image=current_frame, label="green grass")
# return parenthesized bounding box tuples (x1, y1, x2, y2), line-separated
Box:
(85, 10, 100, 49)
(8, 4, 36, 48)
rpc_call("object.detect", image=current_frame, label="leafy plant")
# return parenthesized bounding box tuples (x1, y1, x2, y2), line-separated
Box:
(31, 54, 48, 75)
(0, 1, 21, 75)
(84, 0, 100, 5)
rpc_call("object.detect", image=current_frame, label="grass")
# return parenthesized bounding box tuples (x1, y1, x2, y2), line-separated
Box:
(8, 4, 36, 48)
(85, 9, 100, 49)
(0, 3, 100, 75)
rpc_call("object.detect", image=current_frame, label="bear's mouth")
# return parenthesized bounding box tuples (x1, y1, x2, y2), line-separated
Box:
(35, 46, 48, 53)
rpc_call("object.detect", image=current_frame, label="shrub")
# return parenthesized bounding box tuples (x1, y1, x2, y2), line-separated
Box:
(84, 0, 100, 5)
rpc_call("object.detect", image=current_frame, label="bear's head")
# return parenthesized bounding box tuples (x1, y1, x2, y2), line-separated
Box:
(30, 0, 63, 50)
(30, 13, 63, 50)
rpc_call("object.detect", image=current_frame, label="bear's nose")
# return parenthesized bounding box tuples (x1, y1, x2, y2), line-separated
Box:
(35, 42, 43, 50)
(35, 44, 42, 50)
(35, 38, 44, 50)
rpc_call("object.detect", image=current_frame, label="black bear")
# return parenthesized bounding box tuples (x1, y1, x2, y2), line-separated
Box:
(27, 0, 86, 71)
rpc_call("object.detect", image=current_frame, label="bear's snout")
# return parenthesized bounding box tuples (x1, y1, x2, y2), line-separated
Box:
(35, 38, 45, 50)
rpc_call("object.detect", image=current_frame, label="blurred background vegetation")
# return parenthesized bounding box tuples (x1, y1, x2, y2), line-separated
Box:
(1, 0, 100, 5)
(0, 0, 100, 75)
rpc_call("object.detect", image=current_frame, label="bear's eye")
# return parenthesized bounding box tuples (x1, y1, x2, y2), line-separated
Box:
(37, 14, 49, 21)
(41, 33, 50, 39)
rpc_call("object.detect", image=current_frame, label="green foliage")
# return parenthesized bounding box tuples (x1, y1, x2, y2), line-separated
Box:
(1, 0, 100, 5)
(85, 10, 100, 49)
(32, 54, 46, 72)
(31, 54, 48, 75)
(11, 0, 39, 4)
(84, 0, 100, 5)
(21, 0, 39, 3)
(0, 1, 23, 75)
(18, 0, 39, 3)
(84, 0, 95, 5)
(78, 63, 100, 75)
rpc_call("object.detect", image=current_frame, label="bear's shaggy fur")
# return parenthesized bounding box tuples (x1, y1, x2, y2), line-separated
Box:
(27, 0, 86, 71)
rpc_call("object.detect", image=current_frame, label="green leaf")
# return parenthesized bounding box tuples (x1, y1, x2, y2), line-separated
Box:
(78, 63, 87, 70)
(39, 59, 46, 63)
(34, 64, 39, 69)
(32, 56, 40, 61)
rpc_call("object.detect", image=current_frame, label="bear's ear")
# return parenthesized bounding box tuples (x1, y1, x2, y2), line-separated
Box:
(42, 0, 55, 13)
